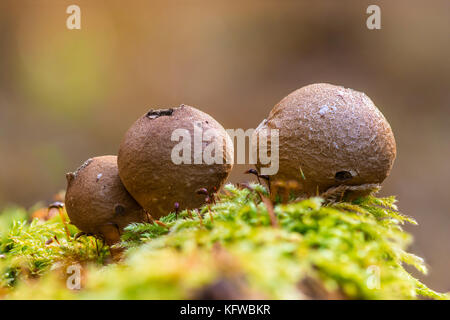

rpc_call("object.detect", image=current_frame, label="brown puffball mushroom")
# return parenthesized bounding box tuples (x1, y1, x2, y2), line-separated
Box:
(118, 104, 234, 219)
(65, 156, 148, 245)
(253, 83, 396, 198)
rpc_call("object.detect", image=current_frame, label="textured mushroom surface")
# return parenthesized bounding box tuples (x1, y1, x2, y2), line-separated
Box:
(118, 104, 234, 218)
(253, 83, 396, 196)
(65, 156, 147, 243)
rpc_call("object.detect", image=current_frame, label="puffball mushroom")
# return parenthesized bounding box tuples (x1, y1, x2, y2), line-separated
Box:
(118, 104, 234, 219)
(253, 83, 396, 197)
(65, 156, 147, 245)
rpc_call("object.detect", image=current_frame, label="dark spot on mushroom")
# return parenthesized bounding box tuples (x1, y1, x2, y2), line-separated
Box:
(146, 108, 174, 119)
(114, 204, 126, 215)
(335, 171, 353, 182)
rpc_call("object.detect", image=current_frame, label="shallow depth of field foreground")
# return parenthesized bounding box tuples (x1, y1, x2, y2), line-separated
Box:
(0, 184, 447, 300)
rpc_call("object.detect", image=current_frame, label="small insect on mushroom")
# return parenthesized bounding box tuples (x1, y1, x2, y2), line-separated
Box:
(253, 83, 396, 199)
(65, 156, 147, 246)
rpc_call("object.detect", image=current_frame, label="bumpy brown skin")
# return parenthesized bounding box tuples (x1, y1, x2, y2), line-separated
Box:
(118, 104, 234, 219)
(253, 83, 396, 196)
(65, 156, 147, 244)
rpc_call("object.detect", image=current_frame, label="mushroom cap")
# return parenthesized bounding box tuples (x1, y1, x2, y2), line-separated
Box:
(253, 83, 396, 195)
(65, 156, 147, 241)
(118, 104, 234, 218)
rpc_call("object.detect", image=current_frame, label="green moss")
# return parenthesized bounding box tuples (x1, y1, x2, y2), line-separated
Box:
(1, 184, 448, 300)
(0, 208, 109, 289)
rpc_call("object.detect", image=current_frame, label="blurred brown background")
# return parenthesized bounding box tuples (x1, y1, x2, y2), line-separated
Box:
(0, 0, 449, 291)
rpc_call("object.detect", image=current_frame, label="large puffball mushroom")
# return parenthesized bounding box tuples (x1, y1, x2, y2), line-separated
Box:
(253, 83, 396, 198)
(118, 104, 234, 219)
(65, 156, 148, 245)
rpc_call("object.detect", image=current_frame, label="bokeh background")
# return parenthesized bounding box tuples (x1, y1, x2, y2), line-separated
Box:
(0, 0, 448, 291)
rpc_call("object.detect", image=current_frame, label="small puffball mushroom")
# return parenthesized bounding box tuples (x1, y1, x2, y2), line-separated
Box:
(118, 104, 234, 219)
(253, 83, 396, 197)
(65, 156, 147, 245)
